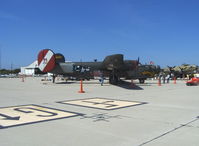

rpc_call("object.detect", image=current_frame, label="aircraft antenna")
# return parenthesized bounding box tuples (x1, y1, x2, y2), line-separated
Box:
(80, 59, 82, 65)
(11, 63, 13, 74)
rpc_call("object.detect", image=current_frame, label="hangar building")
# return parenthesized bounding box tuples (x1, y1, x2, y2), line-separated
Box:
(20, 61, 38, 75)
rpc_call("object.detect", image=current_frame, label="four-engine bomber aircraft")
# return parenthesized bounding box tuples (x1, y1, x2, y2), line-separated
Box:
(38, 49, 156, 84)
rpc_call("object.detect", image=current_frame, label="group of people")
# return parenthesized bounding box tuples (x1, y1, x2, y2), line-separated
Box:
(158, 73, 171, 84)
(99, 72, 172, 85)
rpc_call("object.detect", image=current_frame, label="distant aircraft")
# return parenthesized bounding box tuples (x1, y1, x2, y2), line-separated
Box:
(37, 49, 158, 84)
(163, 64, 198, 79)
(134, 64, 160, 83)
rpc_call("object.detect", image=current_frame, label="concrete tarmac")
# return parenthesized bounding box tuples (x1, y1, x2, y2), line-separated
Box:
(0, 77, 198, 146)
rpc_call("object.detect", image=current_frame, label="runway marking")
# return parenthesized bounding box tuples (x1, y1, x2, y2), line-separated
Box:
(0, 104, 82, 129)
(58, 98, 147, 110)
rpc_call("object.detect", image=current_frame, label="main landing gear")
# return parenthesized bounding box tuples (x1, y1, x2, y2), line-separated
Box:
(109, 74, 119, 85)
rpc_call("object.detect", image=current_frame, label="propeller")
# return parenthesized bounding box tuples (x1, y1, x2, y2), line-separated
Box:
(137, 57, 140, 65)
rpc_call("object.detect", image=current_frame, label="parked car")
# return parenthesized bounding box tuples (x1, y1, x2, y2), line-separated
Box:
(186, 77, 199, 86)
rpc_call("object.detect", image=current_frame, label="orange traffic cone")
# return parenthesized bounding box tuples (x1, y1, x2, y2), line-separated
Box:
(78, 79, 85, 93)
(158, 78, 161, 86)
(174, 77, 176, 84)
(22, 75, 24, 82)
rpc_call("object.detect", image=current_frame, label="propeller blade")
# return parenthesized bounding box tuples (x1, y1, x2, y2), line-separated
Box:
(137, 57, 140, 65)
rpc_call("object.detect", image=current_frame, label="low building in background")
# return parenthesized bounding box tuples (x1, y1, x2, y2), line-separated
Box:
(20, 61, 38, 76)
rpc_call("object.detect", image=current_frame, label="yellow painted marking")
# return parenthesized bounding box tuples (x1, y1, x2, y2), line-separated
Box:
(61, 98, 144, 110)
(0, 105, 79, 128)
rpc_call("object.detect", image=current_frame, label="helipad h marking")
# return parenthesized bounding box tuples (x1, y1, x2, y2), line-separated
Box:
(0, 104, 82, 129)
(58, 98, 147, 110)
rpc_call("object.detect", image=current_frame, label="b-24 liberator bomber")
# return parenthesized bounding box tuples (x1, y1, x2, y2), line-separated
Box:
(37, 49, 157, 84)
(133, 64, 160, 83)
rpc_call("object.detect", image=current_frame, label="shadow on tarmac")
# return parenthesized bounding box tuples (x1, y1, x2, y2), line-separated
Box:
(53, 80, 145, 90)
(55, 81, 76, 84)
(115, 80, 144, 90)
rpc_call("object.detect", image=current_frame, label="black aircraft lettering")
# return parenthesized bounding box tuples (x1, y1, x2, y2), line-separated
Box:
(0, 113, 20, 120)
(14, 107, 58, 117)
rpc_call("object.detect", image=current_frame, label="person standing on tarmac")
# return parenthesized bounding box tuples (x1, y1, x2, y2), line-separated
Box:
(166, 74, 170, 83)
(52, 74, 56, 83)
(99, 72, 104, 86)
(158, 72, 163, 84)
(162, 73, 166, 84)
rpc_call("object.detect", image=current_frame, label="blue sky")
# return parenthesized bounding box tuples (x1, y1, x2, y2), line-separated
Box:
(0, 0, 199, 69)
